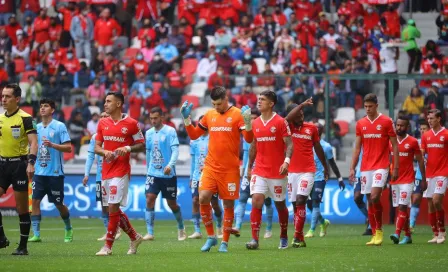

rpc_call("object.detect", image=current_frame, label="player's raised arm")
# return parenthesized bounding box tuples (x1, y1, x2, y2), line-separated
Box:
(280, 135, 293, 175)
(247, 137, 257, 181)
(285, 97, 313, 124)
(181, 101, 206, 140)
(349, 135, 362, 182)
(240, 105, 254, 143)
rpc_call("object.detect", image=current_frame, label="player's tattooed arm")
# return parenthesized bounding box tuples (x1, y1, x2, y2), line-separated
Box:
(314, 141, 329, 181)
(285, 97, 313, 123)
(247, 138, 257, 180)
(349, 136, 362, 182)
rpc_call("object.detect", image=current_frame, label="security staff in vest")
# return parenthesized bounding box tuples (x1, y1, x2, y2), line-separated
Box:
(0, 83, 38, 255)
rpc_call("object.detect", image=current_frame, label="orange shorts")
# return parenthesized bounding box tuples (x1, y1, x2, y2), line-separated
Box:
(199, 168, 240, 200)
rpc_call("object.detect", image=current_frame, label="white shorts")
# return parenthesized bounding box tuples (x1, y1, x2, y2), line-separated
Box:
(102, 174, 130, 207)
(391, 183, 413, 207)
(423, 176, 448, 198)
(360, 169, 389, 195)
(287, 173, 314, 202)
(250, 175, 287, 202)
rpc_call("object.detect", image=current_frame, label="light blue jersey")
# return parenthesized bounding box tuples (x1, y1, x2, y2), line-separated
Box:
(35, 120, 71, 176)
(190, 135, 209, 181)
(146, 125, 179, 178)
(415, 139, 424, 180)
(314, 139, 334, 181)
(85, 134, 103, 181)
(355, 149, 363, 179)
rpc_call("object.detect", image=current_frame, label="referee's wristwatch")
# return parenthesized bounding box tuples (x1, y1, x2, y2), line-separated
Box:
(28, 154, 37, 166)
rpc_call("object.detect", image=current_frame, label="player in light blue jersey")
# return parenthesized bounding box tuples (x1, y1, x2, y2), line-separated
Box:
(188, 116, 223, 239)
(29, 99, 73, 243)
(409, 120, 430, 231)
(351, 148, 372, 235)
(304, 123, 345, 238)
(144, 107, 186, 241)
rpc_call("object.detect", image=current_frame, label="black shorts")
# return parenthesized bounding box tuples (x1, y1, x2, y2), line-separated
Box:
(146, 175, 178, 200)
(0, 160, 28, 192)
(32, 175, 65, 205)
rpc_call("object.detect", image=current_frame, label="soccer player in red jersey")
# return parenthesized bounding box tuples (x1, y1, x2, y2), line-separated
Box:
(421, 109, 448, 244)
(94, 93, 146, 256)
(180, 86, 254, 253)
(284, 98, 328, 248)
(245, 91, 293, 250)
(389, 116, 426, 245)
(349, 93, 399, 246)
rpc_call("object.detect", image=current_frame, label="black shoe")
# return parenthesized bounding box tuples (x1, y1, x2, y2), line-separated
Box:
(362, 228, 373, 236)
(0, 237, 10, 249)
(11, 247, 28, 255)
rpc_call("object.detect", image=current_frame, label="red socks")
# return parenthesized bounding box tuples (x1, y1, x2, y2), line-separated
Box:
(278, 207, 289, 239)
(222, 208, 234, 243)
(436, 210, 445, 233)
(119, 210, 137, 241)
(429, 212, 438, 236)
(200, 204, 215, 237)
(367, 204, 377, 236)
(395, 210, 407, 236)
(250, 208, 262, 241)
(373, 201, 383, 230)
(294, 204, 306, 240)
(105, 211, 120, 249)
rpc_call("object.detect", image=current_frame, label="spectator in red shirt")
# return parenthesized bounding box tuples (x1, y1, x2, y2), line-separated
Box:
(291, 42, 309, 66)
(0, 0, 14, 26)
(0, 60, 9, 84)
(381, 4, 401, 38)
(138, 18, 157, 47)
(45, 51, 60, 75)
(273, 6, 287, 26)
(253, 6, 267, 26)
(309, 0, 323, 20)
(296, 17, 317, 48)
(21, 0, 41, 26)
(29, 43, 47, 69)
(94, 8, 121, 55)
(58, 1, 78, 48)
(313, 37, 335, 65)
(33, 8, 51, 50)
(49, 17, 62, 43)
(5, 15, 22, 46)
(135, 0, 159, 23)
(166, 63, 185, 89)
(127, 52, 149, 75)
(363, 6, 380, 35)
(296, 0, 312, 21)
(128, 89, 144, 120)
(208, 66, 230, 90)
(70, 2, 94, 61)
(346, 0, 364, 22)
(238, 87, 257, 108)
(145, 88, 167, 112)
(62, 50, 81, 75)
(317, 12, 330, 33)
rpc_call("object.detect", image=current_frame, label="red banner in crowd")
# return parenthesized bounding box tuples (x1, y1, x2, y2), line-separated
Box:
(361, 0, 403, 4)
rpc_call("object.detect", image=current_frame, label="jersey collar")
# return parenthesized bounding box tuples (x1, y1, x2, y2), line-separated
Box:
(366, 113, 382, 124)
(397, 134, 408, 144)
(431, 127, 446, 137)
(109, 114, 128, 125)
(260, 112, 276, 127)
(5, 107, 20, 118)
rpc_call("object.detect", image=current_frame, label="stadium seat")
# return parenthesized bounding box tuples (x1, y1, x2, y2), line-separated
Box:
(14, 58, 26, 74)
(21, 106, 33, 115)
(254, 58, 266, 74)
(123, 48, 140, 63)
(62, 106, 74, 120)
(188, 82, 208, 97)
(181, 95, 200, 109)
(192, 106, 212, 120)
(76, 144, 90, 160)
(182, 59, 199, 76)
(334, 120, 349, 137)
(114, 36, 129, 50)
(335, 107, 355, 123)
(64, 144, 76, 161)
(152, 81, 162, 93)
(131, 37, 141, 49)
(20, 71, 38, 83)
(206, 35, 216, 47)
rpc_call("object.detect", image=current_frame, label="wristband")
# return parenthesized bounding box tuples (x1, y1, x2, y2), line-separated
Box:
(183, 117, 191, 126)
(125, 146, 131, 152)
(284, 157, 290, 164)
(338, 177, 343, 182)
(28, 154, 37, 165)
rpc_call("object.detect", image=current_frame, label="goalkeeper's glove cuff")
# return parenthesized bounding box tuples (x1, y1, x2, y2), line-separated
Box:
(183, 117, 191, 126)
(244, 123, 252, 131)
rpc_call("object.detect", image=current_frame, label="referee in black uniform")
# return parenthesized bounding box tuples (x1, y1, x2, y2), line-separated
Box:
(0, 84, 38, 255)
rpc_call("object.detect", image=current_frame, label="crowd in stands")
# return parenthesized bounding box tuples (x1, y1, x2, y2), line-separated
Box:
(0, 0, 446, 159)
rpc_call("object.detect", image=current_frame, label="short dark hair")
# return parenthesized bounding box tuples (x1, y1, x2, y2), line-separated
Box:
(397, 115, 409, 124)
(418, 118, 429, 127)
(150, 107, 163, 115)
(260, 90, 277, 105)
(4, 83, 21, 98)
(364, 93, 378, 104)
(40, 98, 56, 109)
(106, 92, 125, 105)
(210, 86, 227, 100)
(428, 109, 442, 118)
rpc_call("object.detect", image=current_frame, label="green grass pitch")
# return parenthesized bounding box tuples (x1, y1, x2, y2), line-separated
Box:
(1, 217, 447, 271)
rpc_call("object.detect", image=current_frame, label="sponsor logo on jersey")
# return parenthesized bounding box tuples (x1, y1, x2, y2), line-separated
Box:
(121, 127, 128, 134)
(292, 133, 312, 140)
(256, 136, 276, 142)
(427, 144, 444, 148)
(210, 126, 232, 132)
(104, 136, 126, 142)
(270, 126, 276, 133)
(363, 134, 382, 139)
(399, 152, 409, 156)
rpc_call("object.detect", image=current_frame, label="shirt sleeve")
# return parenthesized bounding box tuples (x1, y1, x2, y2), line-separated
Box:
(412, 139, 421, 156)
(59, 123, 71, 143)
(198, 112, 208, 130)
(324, 144, 334, 160)
(387, 118, 396, 137)
(281, 119, 291, 137)
(132, 121, 145, 144)
(421, 134, 427, 151)
(170, 128, 180, 146)
(95, 120, 104, 142)
(312, 126, 319, 143)
(22, 116, 37, 134)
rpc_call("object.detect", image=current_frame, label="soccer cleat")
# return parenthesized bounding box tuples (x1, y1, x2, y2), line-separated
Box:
(178, 228, 187, 241)
(143, 234, 155, 241)
(216, 227, 223, 239)
(28, 236, 42, 242)
(245, 239, 259, 250)
(97, 234, 107, 241)
(218, 242, 228, 253)
(399, 236, 412, 245)
(278, 238, 288, 249)
(230, 228, 241, 237)
(64, 229, 73, 243)
(374, 230, 383, 246)
(304, 230, 315, 238)
(115, 229, 122, 240)
(389, 234, 399, 244)
(0, 236, 10, 248)
(320, 219, 331, 237)
(428, 236, 439, 244)
(437, 232, 446, 244)
(291, 238, 306, 248)
(264, 230, 272, 239)
(362, 228, 373, 236)
(95, 246, 112, 256)
(366, 235, 376, 246)
(188, 232, 202, 239)
(11, 247, 28, 255)
(127, 234, 143, 255)
(201, 237, 218, 252)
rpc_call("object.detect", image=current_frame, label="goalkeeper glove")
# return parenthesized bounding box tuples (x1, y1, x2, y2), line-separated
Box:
(180, 100, 193, 126)
(241, 105, 252, 131)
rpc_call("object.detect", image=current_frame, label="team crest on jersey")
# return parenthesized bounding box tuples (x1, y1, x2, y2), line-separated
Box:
(228, 183, 236, 192)
(270, 126, 276, 133)
(49, 131, 54, 137)
(376, 125, 382, 130)
(121, 127, 128, 134)
(226, 117, 232, 123)
(212, 118, 216, 122)
(11, 127, 21, 139)
(437, 180, 444, 188)
(305, 128, 311, 134)
(401, 192, 407, 199)
(375, 173, 382, 181)
(404, 144, 410, 149)
(441, 136, 445, 142)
